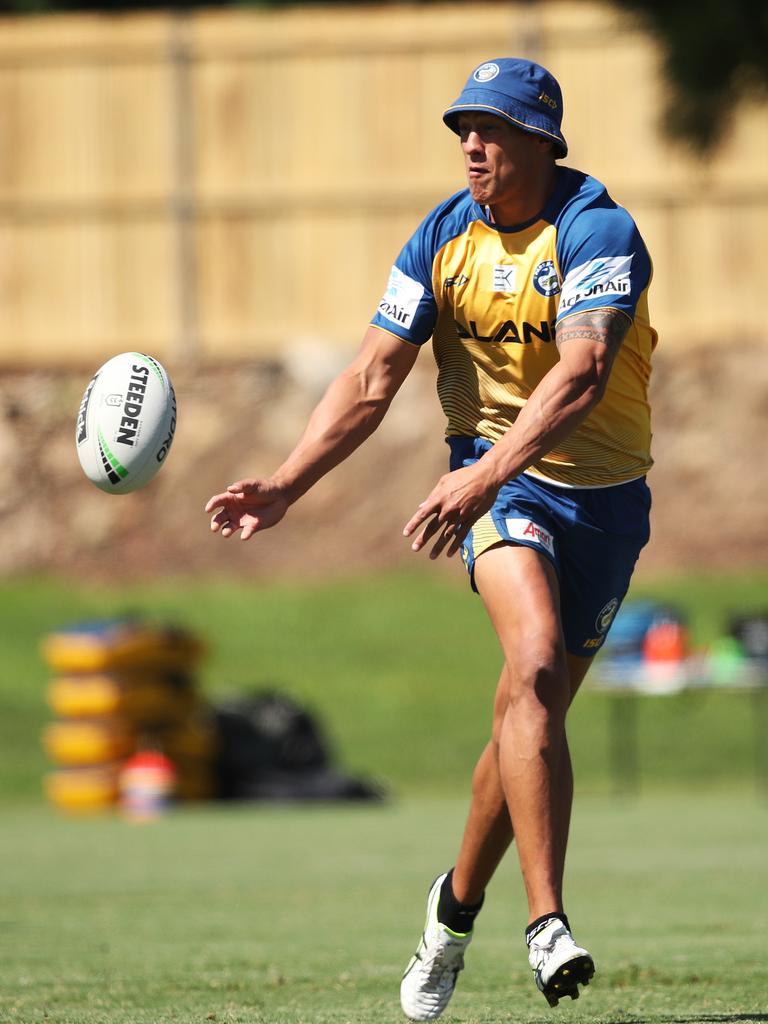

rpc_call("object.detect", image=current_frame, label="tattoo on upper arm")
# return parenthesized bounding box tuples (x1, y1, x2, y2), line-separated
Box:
(555, 309, 631, 360)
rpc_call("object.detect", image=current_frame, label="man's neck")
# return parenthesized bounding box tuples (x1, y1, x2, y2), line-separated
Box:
(487, 164, 558, 228)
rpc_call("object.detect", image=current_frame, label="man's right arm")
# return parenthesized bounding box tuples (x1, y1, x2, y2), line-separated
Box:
(205, 326, 419, 540)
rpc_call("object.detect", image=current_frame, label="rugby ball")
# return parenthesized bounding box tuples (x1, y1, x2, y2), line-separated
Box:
(76, 352, 176, 494)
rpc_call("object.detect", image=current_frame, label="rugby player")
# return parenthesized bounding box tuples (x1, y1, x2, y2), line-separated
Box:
(205, 57, 656, 1020)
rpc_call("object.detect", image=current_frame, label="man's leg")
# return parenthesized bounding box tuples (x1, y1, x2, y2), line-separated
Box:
(452, 652, 591, 907)
(450, 674, 514, 906)
(471, 543, 574, 921)
(401, 544, 595, 1019)
(455, 544, 594, 1007)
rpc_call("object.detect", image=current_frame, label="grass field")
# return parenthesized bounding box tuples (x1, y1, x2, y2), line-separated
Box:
(1, 572, 767, 1022)
(1, 570, 768, 802)
(1, 793, 767, 1023)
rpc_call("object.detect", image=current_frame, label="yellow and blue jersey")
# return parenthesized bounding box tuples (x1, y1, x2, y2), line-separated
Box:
(371, 167, 657, 488)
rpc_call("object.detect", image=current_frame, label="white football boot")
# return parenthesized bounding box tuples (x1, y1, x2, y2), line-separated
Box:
(526, 916, 595, 1006)
(400, 873, 473, 1021)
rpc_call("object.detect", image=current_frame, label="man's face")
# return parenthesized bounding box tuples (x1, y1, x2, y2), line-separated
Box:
(457, 112, 550, 210)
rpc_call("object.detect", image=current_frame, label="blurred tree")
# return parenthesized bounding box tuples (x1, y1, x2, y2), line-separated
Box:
(614, 0, 768, 152)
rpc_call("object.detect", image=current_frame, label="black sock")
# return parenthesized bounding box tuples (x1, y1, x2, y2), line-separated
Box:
(436, 869, 485, 934)
(525, 911, 570, 945)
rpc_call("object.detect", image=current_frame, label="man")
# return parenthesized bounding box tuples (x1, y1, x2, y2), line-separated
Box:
(205, 57, 656, 1020)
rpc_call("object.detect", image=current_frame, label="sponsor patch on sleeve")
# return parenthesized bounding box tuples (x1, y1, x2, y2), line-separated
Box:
(558, 255, 633, 313)
(377, 266, 425, 331)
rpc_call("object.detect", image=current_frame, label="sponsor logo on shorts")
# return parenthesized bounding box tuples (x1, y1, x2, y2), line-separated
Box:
(533, 260, 560, 297)
(559, 256, 633, 312)
(377, 265, 424, 330)
(583, 636, 605, 650)
(596, 597, 620, 634)
(505, 518, 555, 557)
(473, 62, 500, 83)
(492, 264, 517, 292)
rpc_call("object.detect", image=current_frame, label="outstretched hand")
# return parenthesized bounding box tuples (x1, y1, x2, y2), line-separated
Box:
(403, 464, 498, 560)
(204, 478, 289, 540)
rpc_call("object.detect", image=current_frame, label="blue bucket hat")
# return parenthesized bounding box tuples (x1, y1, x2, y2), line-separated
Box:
(443, 58, 568, 159)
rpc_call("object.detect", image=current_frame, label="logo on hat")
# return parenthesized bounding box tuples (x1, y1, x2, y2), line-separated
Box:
(473, 62, 500, 83)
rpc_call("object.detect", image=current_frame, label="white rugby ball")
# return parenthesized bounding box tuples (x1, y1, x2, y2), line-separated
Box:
(76, 352, 177, 494)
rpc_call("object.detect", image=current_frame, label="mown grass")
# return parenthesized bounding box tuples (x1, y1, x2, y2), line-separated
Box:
(2, 573, 766, 1022)
(1, 570, 767, 803)
(1, 793, 766, 1023)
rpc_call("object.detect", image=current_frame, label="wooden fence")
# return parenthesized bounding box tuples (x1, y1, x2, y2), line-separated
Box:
(0, 3, 766, 365)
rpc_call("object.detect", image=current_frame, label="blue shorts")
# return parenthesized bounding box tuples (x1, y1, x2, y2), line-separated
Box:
(449, 437, 652, 657)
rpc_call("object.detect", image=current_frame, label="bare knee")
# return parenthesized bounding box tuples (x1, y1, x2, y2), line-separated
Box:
(489, 654, 568, 757)
(505, 650, 570, 730)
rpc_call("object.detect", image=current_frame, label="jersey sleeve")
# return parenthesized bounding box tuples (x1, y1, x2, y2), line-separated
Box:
(554, 189, 652, 324)
(370, 223, 439, 345)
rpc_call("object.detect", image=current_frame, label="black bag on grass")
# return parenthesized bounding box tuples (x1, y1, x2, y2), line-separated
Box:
(213, 690, 382, 802)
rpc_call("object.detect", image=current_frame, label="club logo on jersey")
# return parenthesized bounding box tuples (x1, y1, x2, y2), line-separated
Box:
(505, 518, 555, 557)
(492, 265, 517, 292)
(377, 265, 424, 331)
(559, 255, 633, 312)
(533, 260, 560, 297)
(596, 597, 620, 634)
(473, 62, 500, 83)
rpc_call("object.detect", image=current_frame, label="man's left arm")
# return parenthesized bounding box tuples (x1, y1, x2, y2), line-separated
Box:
(404, 308, 630, 557)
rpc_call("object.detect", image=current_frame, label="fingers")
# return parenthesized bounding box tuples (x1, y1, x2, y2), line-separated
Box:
(426, 520, 466, 560)
(208, 510, 261, 540)
(405, 466, 493, 560)
(407, 510, 468, 559)
(409, 513, 442, 553)
(403, 489, 451, 538)
(210, 513, 236, 538)
(402, 503, 431, 539)
(227, 478, 278, 498)
(204, 491, 233, 514)
(403, 472, 467, 543)
(204, 479, 275, 514)
(208, 506, 230, 533)
(206, 498, 247, 539)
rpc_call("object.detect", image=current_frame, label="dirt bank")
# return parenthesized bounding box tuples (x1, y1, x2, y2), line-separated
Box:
(1, 341, 765, 582)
